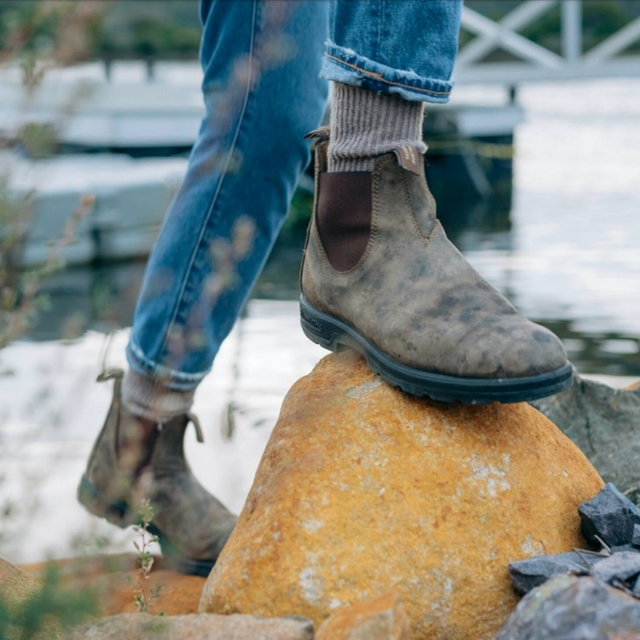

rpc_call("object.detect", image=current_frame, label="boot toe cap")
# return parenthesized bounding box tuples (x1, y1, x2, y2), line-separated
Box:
(490, 320, 568, 379)
(430, 316, 568, 380)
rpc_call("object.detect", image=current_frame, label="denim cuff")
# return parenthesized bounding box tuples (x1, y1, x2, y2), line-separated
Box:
(126, 339, 209, 391)
(321, 40, 453, 105)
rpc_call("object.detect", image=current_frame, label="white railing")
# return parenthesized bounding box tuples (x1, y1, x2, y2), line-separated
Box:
(456, 0, 640, 84)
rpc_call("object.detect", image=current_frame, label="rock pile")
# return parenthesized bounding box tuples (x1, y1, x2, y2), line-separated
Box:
(510, 484, 640, 597)
(579, 482, 640, 548)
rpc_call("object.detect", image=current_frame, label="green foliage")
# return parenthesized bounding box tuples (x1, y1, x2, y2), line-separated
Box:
(86, 1, 202, 60)
(0, 1, 106, 63)
(0, 1, 202, 61)
(0, 185, 92, 350)
(0, 564, 97, 640)
(128, 17, 201, 58)
(17, 123, 56, 159)
(0, 1, 59, 57)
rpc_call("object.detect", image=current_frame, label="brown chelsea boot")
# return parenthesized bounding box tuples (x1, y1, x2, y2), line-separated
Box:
(300, 127, 572, 404)
(78, 369, 236, 576)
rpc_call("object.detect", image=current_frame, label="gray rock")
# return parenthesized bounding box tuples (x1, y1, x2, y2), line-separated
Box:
(531, 374, 640, 498)
(610, 543, 638, 554)
(509, 551, 602, 595)
(68, 613, 314, 640)
(579, 483, 640, 548)
(633, 524, 640, 547)
(493, 575, 640, 640)
(590, 551, 640, 584)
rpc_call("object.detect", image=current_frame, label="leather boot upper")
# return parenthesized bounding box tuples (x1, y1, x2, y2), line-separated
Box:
(83, 371, 236, 561)
(301, 140, 568, 379)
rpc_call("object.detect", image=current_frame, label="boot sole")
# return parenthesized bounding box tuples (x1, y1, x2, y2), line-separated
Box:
(300, 295, 573, 404)
(77, 475, 215, 577)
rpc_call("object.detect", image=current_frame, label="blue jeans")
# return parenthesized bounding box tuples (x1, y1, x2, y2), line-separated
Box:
(126, 0, 462, 390)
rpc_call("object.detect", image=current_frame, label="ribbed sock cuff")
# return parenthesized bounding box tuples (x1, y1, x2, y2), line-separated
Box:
(327, 82, 426, 172)
(121, 369, 196, 423)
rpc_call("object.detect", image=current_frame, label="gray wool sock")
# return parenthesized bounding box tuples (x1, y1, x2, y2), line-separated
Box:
(122, 368, 196, 423)
(327, 82, 426, 173)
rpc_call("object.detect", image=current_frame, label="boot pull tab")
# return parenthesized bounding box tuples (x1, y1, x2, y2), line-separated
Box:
(304, 126, 330, 143)
(96, 367, 124, 382)
(392, 145, 426, 176)
(186, 412, 205, 444)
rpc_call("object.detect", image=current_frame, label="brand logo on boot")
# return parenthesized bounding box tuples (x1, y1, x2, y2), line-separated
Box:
(301, 308, 323, 332)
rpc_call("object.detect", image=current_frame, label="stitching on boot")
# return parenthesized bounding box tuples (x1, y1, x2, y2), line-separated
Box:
(402, 170, 440, 245)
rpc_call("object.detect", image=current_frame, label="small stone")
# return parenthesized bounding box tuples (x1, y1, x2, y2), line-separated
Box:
(494, 575, 640, 640)
(633, 575, 640, 597)
(69, 613, 315, 640)
(578, 483, 640, 548)
(315, 594, 410, 640)
(509, 551, 602, 595)
(633, 524, 640, 547)
(590, 551, 640, 584)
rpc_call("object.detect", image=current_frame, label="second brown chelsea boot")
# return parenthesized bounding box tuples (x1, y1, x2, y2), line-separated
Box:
(78, 369, 236, 576)
(300, 128, 573, 404)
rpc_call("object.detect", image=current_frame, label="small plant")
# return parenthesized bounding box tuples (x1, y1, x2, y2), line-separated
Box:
(126, 500, 163, 614)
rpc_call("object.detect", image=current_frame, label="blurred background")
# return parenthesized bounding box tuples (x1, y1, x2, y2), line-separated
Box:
(1, 0, 640, 565)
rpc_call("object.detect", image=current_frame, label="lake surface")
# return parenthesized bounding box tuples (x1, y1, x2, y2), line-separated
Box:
(1, 78, 640, 563)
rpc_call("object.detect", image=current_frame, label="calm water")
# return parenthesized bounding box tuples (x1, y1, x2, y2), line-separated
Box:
(28, 79, 640, 376)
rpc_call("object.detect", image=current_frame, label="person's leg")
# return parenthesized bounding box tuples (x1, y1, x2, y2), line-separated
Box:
(325, 0, 460, 171)
(79, 0, 329, 574)
(123, 0, 328, 419)
(300, 1, 572, 403)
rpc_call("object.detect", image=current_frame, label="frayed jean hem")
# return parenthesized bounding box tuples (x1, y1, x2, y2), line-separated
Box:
(321, 41, 453, 104)
(125, 339, 210, 391)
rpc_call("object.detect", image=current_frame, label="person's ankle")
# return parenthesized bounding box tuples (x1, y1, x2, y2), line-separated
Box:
(121, 368, 196, 424)
(327, 82, 426, 172)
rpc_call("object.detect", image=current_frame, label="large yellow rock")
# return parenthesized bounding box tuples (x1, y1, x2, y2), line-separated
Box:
(201, 352, 604, 640)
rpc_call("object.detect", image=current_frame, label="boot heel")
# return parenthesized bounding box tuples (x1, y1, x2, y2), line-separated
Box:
(300, 297, 342, 351)
(77, 475, 133, 529)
